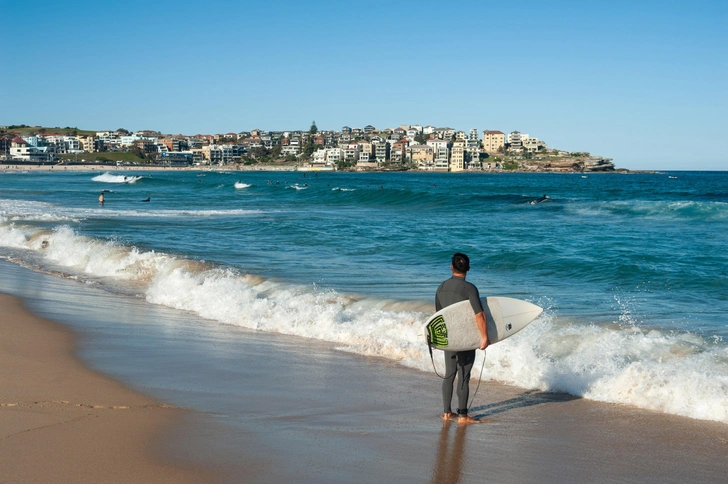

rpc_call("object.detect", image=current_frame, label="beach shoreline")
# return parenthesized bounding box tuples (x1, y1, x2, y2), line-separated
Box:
(0, 293, 216, 483)
(1, 264, 727, 482)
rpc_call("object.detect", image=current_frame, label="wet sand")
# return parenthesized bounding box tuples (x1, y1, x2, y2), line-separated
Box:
(0, 294, 215, 483)
(1, 274, 727, 483)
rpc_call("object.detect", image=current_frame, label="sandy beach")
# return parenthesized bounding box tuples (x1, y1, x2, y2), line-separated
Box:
(0, 293, 215, 483)
(2, 280, 727, 483)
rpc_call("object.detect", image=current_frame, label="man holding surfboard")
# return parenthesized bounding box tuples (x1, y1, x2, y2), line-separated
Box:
(435, 253, 488, 424)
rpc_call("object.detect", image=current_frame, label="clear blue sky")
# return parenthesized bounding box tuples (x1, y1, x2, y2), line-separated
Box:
(2, 0, 726, 170)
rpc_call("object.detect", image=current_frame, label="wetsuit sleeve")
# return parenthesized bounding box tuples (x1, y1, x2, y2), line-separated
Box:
(435, 283, 443, 311)
(467, 284, 484, 314)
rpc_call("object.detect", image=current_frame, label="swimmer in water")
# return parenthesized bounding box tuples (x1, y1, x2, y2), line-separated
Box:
(530, 195, 550, 205)
(98, 192, 105, 204)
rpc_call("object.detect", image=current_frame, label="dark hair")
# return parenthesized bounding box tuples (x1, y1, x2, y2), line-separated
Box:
(452, 252, 470, 273)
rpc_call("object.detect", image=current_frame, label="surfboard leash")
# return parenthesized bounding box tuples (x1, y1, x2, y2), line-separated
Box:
(426, 334, 458, 380)
(427, 334, 486, 412)
(467, 350, 487, 412)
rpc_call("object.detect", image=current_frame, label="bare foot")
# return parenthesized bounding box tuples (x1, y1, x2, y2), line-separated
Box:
(440, 412, 457, 421)
(457, 414, 481, 425)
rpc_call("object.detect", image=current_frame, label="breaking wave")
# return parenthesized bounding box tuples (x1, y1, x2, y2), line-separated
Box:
(0, 220, 726, 424)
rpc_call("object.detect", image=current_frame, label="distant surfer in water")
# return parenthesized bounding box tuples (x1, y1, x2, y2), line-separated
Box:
(530, 195, 550, 205)
(98, 192, 105, 205)
(142, 197, 150, 202)
(435, 253, 489, 424)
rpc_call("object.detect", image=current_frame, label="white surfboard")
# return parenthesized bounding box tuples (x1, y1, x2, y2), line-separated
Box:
(425, 297, 542, 351)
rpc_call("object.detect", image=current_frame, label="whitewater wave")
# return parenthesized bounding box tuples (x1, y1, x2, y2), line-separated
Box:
(0, 222, 727, 424)
(234, 182, 251, 189)
(92, 173, 143, 184)
(569, 200, 728, 221)
(0, 198, 261, 221)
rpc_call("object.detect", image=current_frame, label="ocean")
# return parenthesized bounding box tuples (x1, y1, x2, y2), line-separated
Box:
(1, 169, 727, 425)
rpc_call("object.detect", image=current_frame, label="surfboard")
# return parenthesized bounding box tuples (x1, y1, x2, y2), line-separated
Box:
(425, 297, 542, 351)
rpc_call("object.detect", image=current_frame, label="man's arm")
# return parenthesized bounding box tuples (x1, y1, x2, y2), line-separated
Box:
(475, 311, 489, 350)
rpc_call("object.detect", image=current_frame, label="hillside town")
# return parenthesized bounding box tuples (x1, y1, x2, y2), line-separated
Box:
(0, 123, 617, 172)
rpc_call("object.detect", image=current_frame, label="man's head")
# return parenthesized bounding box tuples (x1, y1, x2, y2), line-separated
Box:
(451, 252, 470, 274)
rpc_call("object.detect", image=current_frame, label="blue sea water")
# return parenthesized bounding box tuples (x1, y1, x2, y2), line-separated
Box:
(1, 168, 727, 423)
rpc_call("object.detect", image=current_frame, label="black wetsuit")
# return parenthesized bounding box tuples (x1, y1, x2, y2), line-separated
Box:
(435, 276, 484, 416)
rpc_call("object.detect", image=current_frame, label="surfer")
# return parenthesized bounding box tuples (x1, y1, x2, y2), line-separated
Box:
(98, 192, 105, 205)
(530, 194, 550, 205)
(142, 197, 150, 202)
(435, 253, 489, 424)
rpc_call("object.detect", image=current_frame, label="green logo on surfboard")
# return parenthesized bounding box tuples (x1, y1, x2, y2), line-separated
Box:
(428, 315, 448, 347)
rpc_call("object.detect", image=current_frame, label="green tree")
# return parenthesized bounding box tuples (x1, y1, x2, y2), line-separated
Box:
(309, 121, 318, 135)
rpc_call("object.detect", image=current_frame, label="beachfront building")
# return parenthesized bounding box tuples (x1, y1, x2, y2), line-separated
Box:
(373, 141, 389, 164)
(359, 141, 373, 159)
(344, 143, 361, 163)
(524, 137, 544, 152)
(482, 130, 505, 154)
(325, 147, 344, 164)
(312, 149, 327, 165)
(425, 137, 449, 171)
(63, 136, 82, 153)
(356, 151, 378, 170)
(390, 147, 403, 164)
(281, 144, 300, 157)
(434, 146, 449, 171)
(450, 141, 465, 172)
(157, 151, 194, 166)
(508, 131, 523, 152)
(9, 137, 52, 162)
(77, 135, 95, 152)
(408, 143, 434, 170)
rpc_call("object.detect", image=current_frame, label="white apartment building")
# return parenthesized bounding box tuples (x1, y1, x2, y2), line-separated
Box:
(508, 131, 523, 151)
(344, 143, 361, 162)
(313, 149, 327, 164)
(326, 147, 344, 164)
(373, 141, 388, 163)
(64, 136, 81, 153)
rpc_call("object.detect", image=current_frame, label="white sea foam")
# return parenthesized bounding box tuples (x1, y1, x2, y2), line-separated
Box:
(0, 198, 261, 221)
(569, 200, 728, 221)
(92, 173, 142, 184)
(234, 182, 251, 189)
(1, 223, 727, 424)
